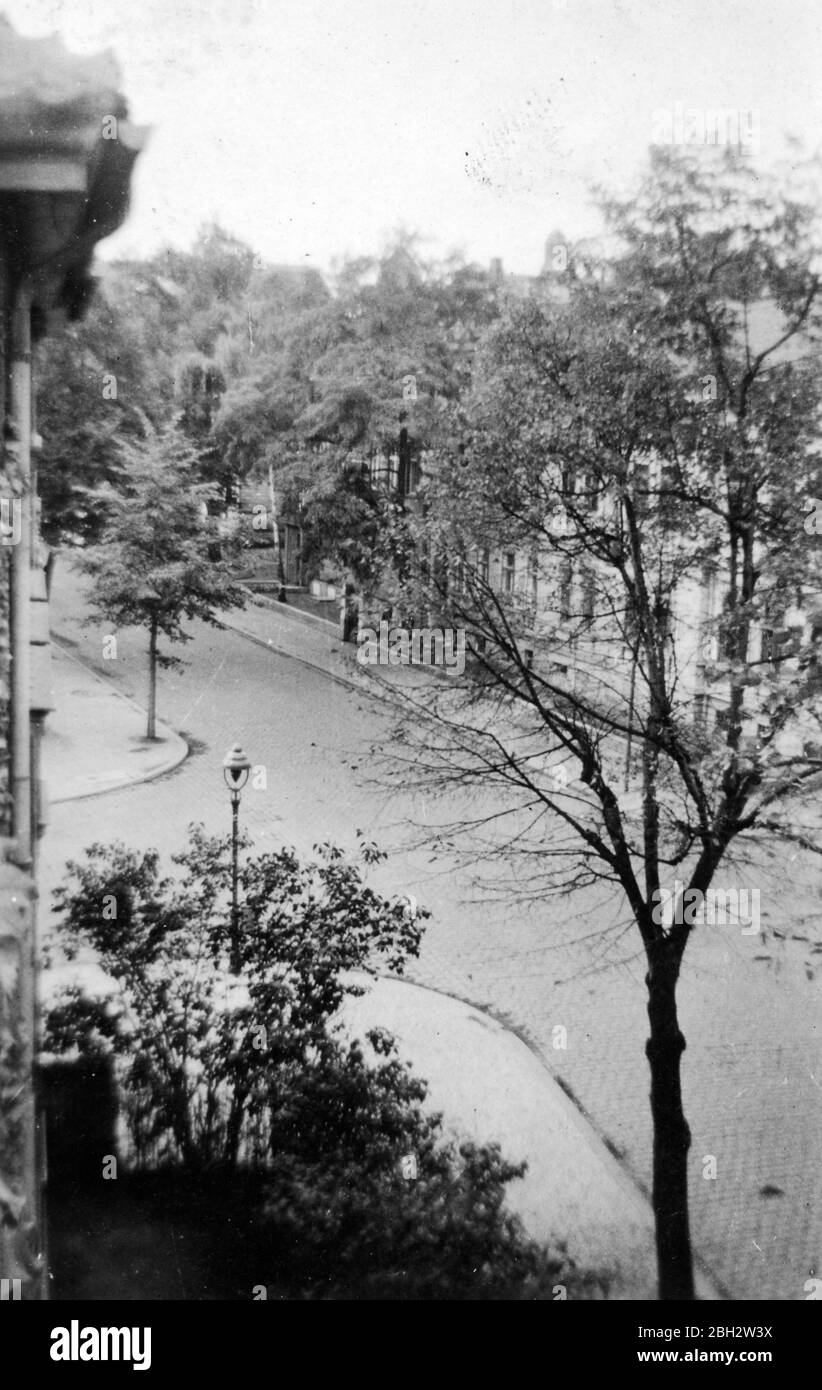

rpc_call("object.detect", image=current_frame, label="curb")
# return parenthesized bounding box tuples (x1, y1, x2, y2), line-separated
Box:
(48, 640, 190, 803)
(218, 609, 449, 713)
(215, 612, 394, 706)
(372, 968, 728, 1301)
(242, 585, 339, 632)
(234, 598, 481, 690)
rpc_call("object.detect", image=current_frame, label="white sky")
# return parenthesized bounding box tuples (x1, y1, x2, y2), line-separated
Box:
(3, 0, 821, 274)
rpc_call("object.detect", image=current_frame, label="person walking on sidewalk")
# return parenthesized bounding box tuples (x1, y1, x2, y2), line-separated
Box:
(340, 583, 360, 643)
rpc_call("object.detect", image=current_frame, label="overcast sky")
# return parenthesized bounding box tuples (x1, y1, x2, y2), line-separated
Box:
(4, 0, 821, 274)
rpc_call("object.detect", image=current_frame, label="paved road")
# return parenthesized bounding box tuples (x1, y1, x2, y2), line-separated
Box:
(43, 563, 822, 1300)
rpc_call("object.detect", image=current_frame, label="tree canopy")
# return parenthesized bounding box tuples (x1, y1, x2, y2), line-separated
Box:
(36, 226, 503, 585)
(374, 146, 822, 1299)
(79, 427, 245, 737)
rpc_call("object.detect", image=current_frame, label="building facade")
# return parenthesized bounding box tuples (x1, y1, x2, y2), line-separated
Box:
(0, 18, 144, 1298)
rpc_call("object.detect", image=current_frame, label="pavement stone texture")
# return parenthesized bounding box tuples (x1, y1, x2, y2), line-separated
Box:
(343, 974, 687, 1299)
(41, 560, 822, 1300)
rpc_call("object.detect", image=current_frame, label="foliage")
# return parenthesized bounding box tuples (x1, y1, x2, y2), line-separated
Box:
(381, 146, 822, 1299)
(195, 234, 501, 585)
(254, 1128, 595, 1300)
(42, 829, 600, 1299)
(80, 430, 244, 644)
(78, 426, 245, 735)
(410, 147, 822, 885)
(45, 827, 425, 1170)
(35, 224, 499, 585)
(80, 428, 244, 644)
(34, 265, 178, 545)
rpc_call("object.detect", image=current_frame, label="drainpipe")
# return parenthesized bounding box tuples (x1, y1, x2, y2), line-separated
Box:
(0, 277, 44, 1299)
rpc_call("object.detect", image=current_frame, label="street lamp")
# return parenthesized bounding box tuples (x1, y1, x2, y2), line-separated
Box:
(223, 743, 251, 973)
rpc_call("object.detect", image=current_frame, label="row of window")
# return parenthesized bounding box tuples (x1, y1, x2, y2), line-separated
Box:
(462, 548, 587, 624)
(425, 536, 816, 672)
(699, 623, 810, 667)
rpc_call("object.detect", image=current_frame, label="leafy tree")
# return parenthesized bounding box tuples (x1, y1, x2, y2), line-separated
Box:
(46, 827, 423, 1170)
(79, 428, 245, 738)
(43, 830, 602, 1299)
(174, 352, 230, 501)
(35, 264, 177, 545)
(385, 147, 822, 1299)
(165, 223, 257, 358)
(36, 226, 275, 543)
(202, 237, 501, 588)
(163, 224, 266, 506)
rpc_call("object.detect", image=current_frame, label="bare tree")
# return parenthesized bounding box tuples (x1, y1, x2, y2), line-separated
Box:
(375, 148, 822, 1299)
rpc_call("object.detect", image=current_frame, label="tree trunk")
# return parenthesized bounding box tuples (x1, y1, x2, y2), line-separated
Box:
(147, 616, 158, 740)
(645, 950, 696, 1300)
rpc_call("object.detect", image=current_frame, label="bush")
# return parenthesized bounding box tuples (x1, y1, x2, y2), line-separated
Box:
(43, 827, 607, 1299)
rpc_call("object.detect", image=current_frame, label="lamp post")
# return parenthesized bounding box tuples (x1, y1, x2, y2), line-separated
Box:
(223, 743, 251, 973)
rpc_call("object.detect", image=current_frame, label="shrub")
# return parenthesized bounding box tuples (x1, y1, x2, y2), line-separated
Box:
(43, 827, 607, 1299)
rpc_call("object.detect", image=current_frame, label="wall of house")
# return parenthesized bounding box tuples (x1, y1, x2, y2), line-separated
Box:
(0, 243, 43, 1300)
(0, 249, 10, 835)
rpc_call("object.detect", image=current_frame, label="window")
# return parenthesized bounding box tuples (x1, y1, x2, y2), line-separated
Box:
(582, 469, 600, 512)
(559, 559, 573, 623)
(472, 546, 490, 587)
(369, 451, 390, 490)
(560, 465, 575, 499)
(660, 459, 677, 500)
(502, 552, 516, 594)
(582, 571, 596, 621)
(528, 557, 539, 608)
(761, 626, 800, 665)
(369, 450, 400, 492)
(632, 459, 650, 513)
(761, 628, 778, 665)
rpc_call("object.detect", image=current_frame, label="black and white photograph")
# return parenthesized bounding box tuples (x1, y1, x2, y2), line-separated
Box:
(0, 0, 821, 1351)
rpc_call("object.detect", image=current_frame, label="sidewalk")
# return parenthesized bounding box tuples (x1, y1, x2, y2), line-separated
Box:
(44, 642, 188, 803)
(219, 591, 436, 703)
(343, 974, 722, 1300)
